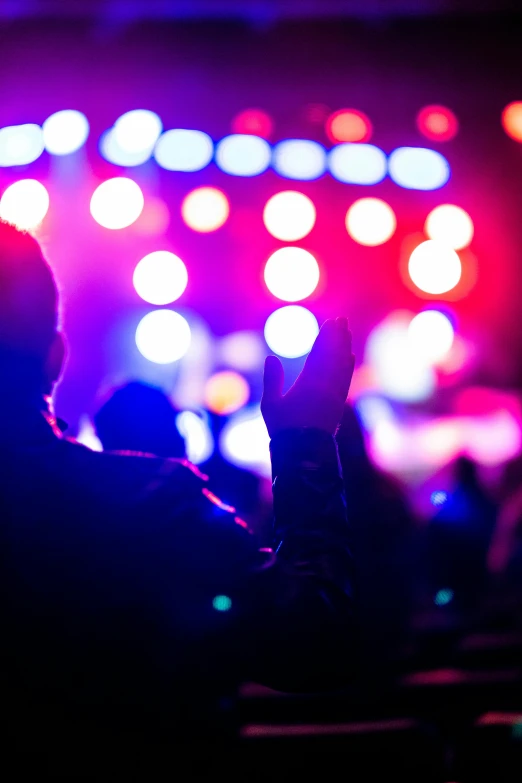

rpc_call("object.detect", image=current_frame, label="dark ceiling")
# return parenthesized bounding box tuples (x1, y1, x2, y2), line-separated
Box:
(0, 0, 520, 22)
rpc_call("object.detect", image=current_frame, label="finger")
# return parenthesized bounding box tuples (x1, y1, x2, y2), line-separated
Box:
(302, 319, 337, 374)
(262, 355, 284, 404)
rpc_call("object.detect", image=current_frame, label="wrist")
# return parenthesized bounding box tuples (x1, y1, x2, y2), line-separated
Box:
(270, 427, 341, 478)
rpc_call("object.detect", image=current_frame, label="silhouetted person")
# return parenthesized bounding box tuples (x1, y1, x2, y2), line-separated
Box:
(336, 405, 416, 673)
(95, 381, 186, 458)
(0, 220, 356, 774)
(428, 456, 497, 613)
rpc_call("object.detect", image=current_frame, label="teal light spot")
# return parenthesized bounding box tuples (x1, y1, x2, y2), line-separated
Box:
(434, 588, 454, 606)
(212, 595, 232, 612)
(513, 721, 522, 740)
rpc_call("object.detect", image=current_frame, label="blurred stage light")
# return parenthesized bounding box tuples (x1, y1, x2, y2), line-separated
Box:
(272, 140, 326, 180)
(205, 371, 250, 415)
(388, 147, 450, 190)
(133, 251, 188, 305)
(90, 177, 144, 230)
(408, 240, 462, 294)
(181, 187, 229, 232)
(417, 105, 458, 142)
(0, 124, 44, 167)
(212, 595, 232, 612)
(346, 198, 396, 246)
(42, 110, 89, 155)
(366, 314, 435, 402)
(434, 588, 454, 606)
(176, 410, 214, 464)
(135, 309, 191, 364)
(113, 110, 162, 153)
(264, 305, 319, 358)
(215, 134, 271, 176)
(154, 129, 213, 171)
(263, 191, 316, 241)
(328, 143, 387, 185)
(231, 108, 273, 139)
(425, 204, 474, 250)
(264, 247, 320, 302)
(220, 409, 271, 476)
(0, 179, 49, 230)
(132, 196, 170, 235)
(502, 102, 522, 142)
(100, 128, 153, 166)
(408, 310, 455, 364)
(326, 109, 372, 143)
(431, 491, 448, 507)
(219, 331, 266, 371)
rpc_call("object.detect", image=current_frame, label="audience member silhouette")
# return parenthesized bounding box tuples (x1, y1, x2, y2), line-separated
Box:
(0, 220, 356, 771)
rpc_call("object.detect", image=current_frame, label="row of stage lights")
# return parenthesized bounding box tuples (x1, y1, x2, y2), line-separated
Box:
(0, 109, 452, 190)
(1, 101, 522, 182)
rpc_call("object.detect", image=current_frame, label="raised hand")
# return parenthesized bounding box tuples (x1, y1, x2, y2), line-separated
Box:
(261, 317, 355, 438)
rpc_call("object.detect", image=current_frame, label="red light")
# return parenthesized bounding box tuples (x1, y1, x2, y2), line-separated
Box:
(502, 102, 522, 142)
(326, 109, 372, 143)
(417, 105, 458, 142)
(231, 109, 273, 139)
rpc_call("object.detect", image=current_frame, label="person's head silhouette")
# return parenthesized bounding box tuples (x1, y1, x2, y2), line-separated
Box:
(0, 220, 65, 401)
(95, 382, 186, 459)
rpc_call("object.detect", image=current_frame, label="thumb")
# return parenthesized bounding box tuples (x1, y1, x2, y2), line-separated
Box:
(262, 355, 284, 404)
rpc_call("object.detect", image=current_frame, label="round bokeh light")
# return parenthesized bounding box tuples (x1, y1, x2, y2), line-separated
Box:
(264, 305, 319, 358)
(0, 179, 49, 230)
(135, 309, 191, 364)
(425, 204, 474, 250)
(205, 371, 250, 415)
(90, 177, 144, 230)
(408, 240, 462, 295)
(133, 250, 188, 305)
(263, 191, 316, 242)
(181, 187, 230, 232)
(346, 198, 396, 246)
(264, 247, 320, 302)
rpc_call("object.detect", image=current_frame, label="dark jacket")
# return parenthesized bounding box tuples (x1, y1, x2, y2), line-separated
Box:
(1, 401, 354, 757)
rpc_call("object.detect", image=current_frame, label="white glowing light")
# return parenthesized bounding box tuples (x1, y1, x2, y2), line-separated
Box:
(272, 139, 326, 180)
(90, 177, 144, 230)
(425, 204, 474, 250)
(154, 129, 213, 171)
(113, 110, 162, 153)
(366, 315, 436, 402)
(345, 198, 397, 246)
(135, 310, 191, 364)
(408, 240, 462, 295)
(328, 143, 387, 185)
(388, 146, 450, 190)
(220, 409, 271, 477)
(176, 410, 214, 464)
(0, 179, 49, 230)
(133, 251, 188, 305)
(100, 128, 153, 167)
(218, 331, 266, 371)
(263, 191, 316, 241)
(408, 310, 455, 364)
(181, 187, 229, 232)
(0, 124, 44, 167)
(42, 110, 89, 155)
(264, 247, 320, 302)
(215, 134, 271, 177)
(264, 305, 319, 359)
